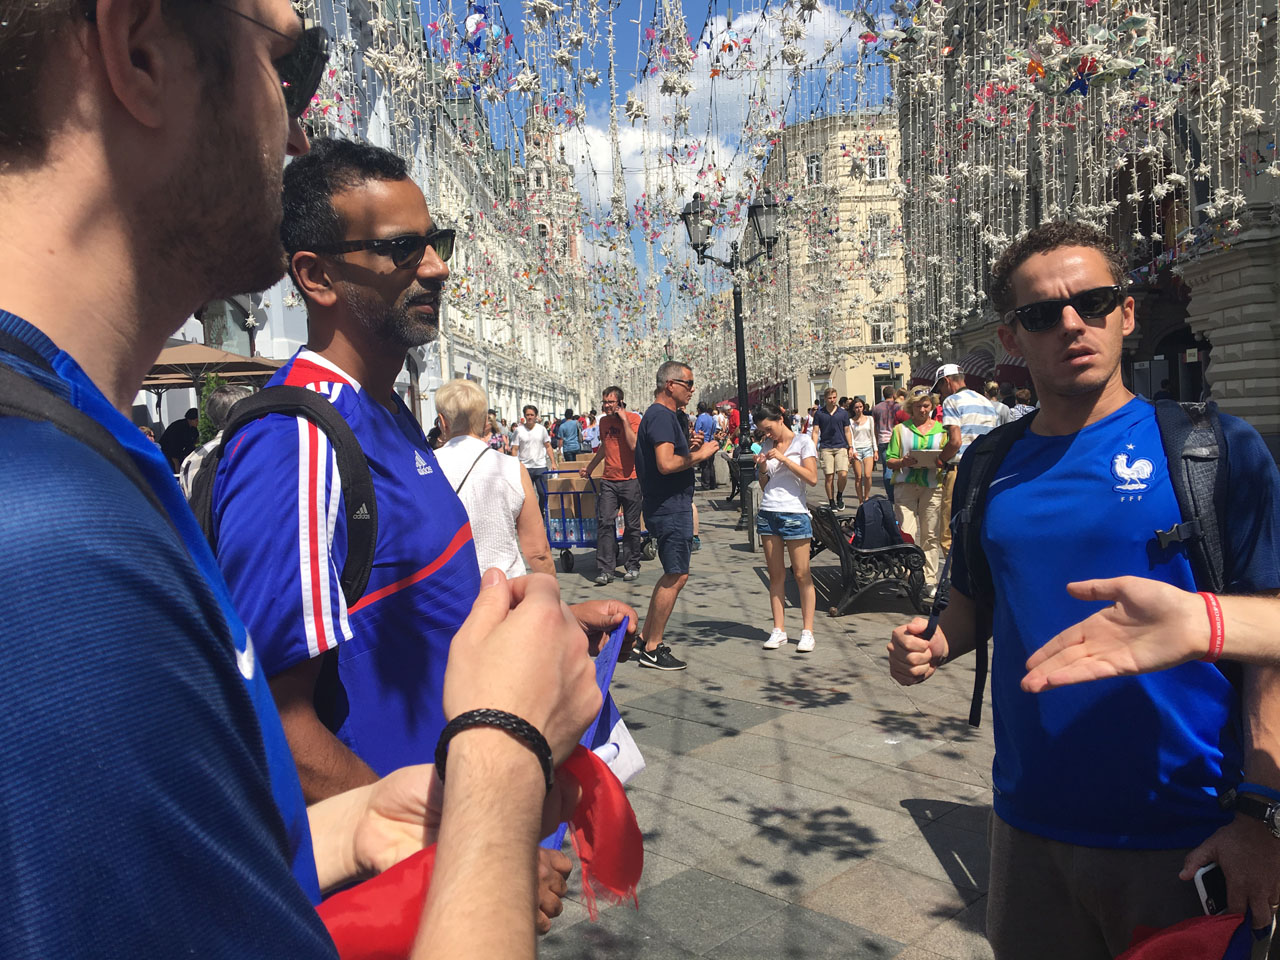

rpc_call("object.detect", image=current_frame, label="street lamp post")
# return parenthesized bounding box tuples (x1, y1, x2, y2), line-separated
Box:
(680, 189, 780, 534)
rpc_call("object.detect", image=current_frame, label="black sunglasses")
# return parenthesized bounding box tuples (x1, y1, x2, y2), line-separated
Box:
(85, 3, 331, 121)
(668, 378, 694, 390)
(1008, 285, 1123, 333)
(314, 230, 456, 270)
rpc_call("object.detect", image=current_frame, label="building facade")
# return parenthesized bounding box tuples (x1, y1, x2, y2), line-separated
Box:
(139, 0, 597, 432)
(740, 111, 912, 411)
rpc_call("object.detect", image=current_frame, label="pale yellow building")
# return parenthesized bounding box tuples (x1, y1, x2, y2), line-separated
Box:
(743, 110, 911, 410)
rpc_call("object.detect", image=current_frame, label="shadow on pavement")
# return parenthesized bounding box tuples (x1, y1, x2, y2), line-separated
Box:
(900, 799, 991, 933)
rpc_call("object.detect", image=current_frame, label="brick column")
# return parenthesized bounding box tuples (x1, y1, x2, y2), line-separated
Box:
(1179, 225, 1280, 462)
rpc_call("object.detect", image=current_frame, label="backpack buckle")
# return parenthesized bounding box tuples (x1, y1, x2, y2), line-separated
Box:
(1156, 519, 1202, 550)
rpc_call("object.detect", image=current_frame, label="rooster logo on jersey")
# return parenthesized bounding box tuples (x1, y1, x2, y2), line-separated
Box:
(1111, 446, 1154, 492)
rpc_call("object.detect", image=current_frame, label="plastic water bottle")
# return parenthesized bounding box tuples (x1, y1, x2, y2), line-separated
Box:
(550, 518, 563, 541)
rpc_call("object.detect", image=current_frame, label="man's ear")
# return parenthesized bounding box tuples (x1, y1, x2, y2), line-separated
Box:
(996, 321, 1022, 358)
(291, 252, 339, 308)
(1121, 294, 1136, 337)
(93, 0, 190, 129)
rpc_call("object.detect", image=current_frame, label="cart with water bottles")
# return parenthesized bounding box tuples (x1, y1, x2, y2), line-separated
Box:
(538, 468, 656, 572)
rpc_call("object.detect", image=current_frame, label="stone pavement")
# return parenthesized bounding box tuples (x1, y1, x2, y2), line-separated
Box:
(544, 486, 996, 960)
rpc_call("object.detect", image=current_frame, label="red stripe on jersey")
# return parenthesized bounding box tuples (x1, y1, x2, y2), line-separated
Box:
(306, 418, 331, 653)
(348, 523, 474, 614)
(284, 357, 352, 389)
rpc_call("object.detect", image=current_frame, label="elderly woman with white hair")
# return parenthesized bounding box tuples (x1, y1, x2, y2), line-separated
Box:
(433, 378, 554, 577)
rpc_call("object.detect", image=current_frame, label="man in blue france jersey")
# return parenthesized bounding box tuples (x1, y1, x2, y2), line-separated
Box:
(212, 137, 637, 927)
(0, 3, 606, 956)
(889, 222, 1280, 958)
(213, 137, 484, 800)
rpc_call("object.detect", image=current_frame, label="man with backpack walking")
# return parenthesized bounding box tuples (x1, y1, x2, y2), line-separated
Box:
(888, 222, 1280, 959)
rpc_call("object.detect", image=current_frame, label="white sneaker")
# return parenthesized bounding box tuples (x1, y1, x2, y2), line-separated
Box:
(762, 628, 788, 650)
(796, 630, 816, 653)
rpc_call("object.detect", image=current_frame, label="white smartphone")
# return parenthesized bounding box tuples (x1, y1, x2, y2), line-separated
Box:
(1194, 862, 1228, 915)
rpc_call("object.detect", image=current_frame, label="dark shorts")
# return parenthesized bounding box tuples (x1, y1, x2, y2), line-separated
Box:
(755, 509, 813, 541)
(644, 508, 693, 575)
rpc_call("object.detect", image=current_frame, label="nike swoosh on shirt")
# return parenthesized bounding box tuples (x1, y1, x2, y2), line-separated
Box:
(236, 634, 256, 680)
(990, 474, 1018, 490)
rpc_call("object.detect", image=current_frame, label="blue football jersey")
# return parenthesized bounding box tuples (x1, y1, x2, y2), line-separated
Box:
(213, 350, 481, 775)
(975, 398, 1280, 848)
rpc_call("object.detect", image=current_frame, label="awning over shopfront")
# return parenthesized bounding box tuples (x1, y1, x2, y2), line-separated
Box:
(993, 352, 1033, 388)
(142, 342, 283, 391)
(911, 348, 997, 389)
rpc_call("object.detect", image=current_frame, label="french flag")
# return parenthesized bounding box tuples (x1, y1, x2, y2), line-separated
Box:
(542, 618, 644, 852)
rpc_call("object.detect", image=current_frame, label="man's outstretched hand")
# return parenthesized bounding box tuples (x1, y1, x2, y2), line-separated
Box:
(1021, 577, 1208, 693)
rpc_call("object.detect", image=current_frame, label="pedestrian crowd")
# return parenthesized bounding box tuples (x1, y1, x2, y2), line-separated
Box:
(3, 7, 1280, 960)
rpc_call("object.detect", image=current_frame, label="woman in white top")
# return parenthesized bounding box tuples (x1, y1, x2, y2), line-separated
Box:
(848, 396, 877, 505)
(432, 378, 553, 577)
(752, 401, 820, 652)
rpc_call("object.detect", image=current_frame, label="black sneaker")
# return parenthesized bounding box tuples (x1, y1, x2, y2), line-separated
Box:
(828, 499, 837, 511)
(636, 644, 687, 670)
(836, 496, 846, 510)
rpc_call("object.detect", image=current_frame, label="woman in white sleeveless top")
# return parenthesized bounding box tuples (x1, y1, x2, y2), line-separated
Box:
(433, 379, 553, 577)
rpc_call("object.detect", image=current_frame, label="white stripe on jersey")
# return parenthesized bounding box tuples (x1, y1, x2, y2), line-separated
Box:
(295, 381, 352, 660)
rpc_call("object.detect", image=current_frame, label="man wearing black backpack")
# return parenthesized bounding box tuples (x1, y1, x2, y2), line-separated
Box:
(888, 222, 1280, 958)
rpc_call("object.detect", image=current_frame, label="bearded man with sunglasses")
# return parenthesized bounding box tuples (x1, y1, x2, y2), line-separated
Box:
(888, 222, 1280, 958)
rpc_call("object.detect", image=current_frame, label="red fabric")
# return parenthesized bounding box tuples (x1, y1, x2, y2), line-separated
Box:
(318, 847, 437, 960)
(316, 746, 643, 959)
(561, 746, 643, 919)
(1117, 912, 1249, 959)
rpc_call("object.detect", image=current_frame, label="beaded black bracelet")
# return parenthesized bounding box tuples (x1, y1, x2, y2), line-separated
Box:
(434, 709, 555, 794)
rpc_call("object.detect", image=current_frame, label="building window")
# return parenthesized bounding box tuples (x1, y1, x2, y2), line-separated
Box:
(870, 305, 895, 344)
(806, 152, 822, 185)
(869, 213, 890, 257)
(533, 170, 544, 189)
(537, 223, 549, 242)
(199, 298, 252, 356)
(867, 142, 888, 180)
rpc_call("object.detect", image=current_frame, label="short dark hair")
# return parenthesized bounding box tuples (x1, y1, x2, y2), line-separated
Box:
(603, 385, 624, 403)
(184, 407, 200, 421)
(523, 404, 538, 416)
(281, 137, 409, 260)
(752, 401, 784, 424)
(989, 221, 1128, 316)
(0, 1, 230, 163)
(563, 408, 574, 419)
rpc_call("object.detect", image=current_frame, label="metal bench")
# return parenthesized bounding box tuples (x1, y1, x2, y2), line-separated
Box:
(809, 504, 928, 617)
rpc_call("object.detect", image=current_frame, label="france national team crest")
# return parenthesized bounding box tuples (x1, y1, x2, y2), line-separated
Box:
(1111, 443, 1154, 493)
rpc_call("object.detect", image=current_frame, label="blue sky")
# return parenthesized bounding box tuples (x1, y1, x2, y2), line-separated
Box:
(413, 0, 894, 338)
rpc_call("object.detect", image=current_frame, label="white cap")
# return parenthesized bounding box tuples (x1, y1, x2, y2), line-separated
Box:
(932, 363, 963, 388)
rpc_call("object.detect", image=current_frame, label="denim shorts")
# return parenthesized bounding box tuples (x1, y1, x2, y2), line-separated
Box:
(645, 508, 694, 575)
(755, 509, 813, 541)
(854, 444, 874, 460)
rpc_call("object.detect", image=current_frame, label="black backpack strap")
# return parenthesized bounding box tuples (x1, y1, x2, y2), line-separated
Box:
(1152, 400, 1227, 594)
(0, 355, 176, 531)
(192, 384, 378, 607)
(949, 412, 1035, 727)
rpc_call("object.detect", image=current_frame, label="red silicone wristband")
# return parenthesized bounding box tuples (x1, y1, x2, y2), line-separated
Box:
(1199, 591, 1225, 663)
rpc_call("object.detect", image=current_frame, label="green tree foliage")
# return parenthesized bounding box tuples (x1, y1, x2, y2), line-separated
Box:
(197, 374, 226, 445)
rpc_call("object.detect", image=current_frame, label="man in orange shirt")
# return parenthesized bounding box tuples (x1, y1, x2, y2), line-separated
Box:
(579, 385, 643, 585)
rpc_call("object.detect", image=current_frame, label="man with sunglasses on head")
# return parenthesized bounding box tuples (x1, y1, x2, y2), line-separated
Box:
(888, 222, 1280, 959)
(0, 3, 606, 955)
